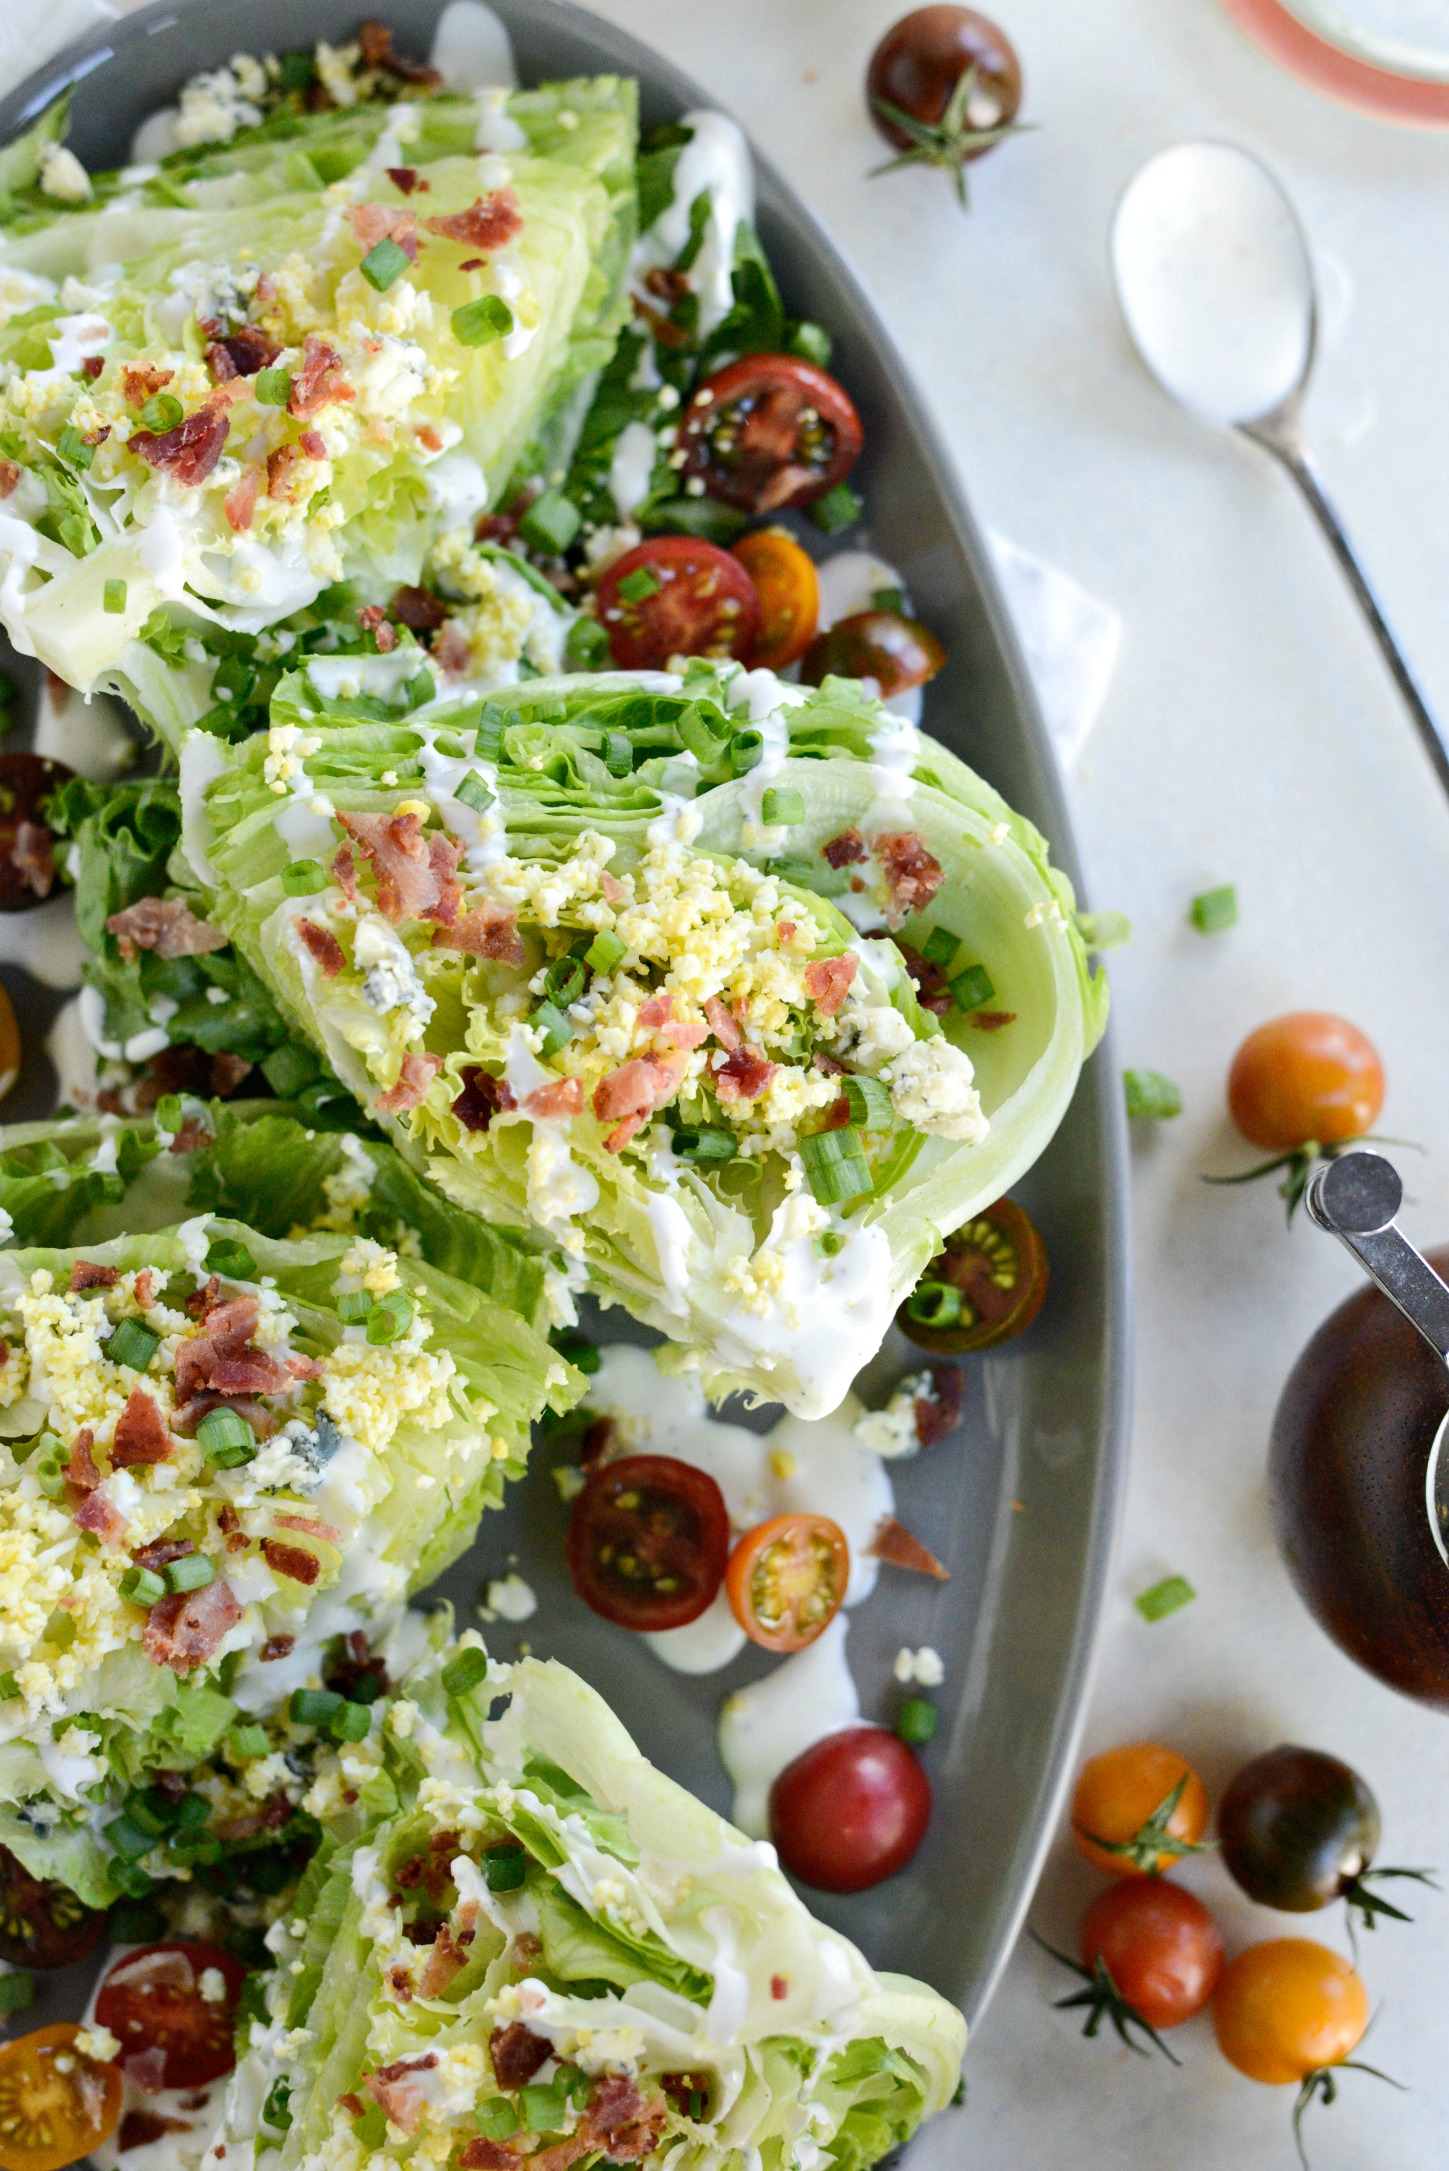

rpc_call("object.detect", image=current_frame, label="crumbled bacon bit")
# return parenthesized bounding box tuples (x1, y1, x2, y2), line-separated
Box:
(12, 822, 54, 900)
(130, 398, 232, 487)
(822, 826, 867, 869)
(142, 1579, 242, 1670)
(822, 1095, 851, 1131)
(363, 2055, 438, 2136)
(431, 901, 524, 965)
(68, 1261, 118, 1293)
(132, 1538, 193, 1574)
(121, 363, 173, 407)
(451, 1067, 514, 1133)
(339, 809, 455, 923)
(346, 200, 419, 263)
(896, 942, 951, 1017)
(260, 1635, 295, 1662)
(423, 188, 523, 252)
(112, 1389, 172, 1469)
(266, 444, 304, 502)
(358, 19, 443, 84)
(967, 1010, 1017, 1032)
(289, 333, 354, 421)
(524, 1076, 584, 1121)
(133, 1270, 156, 1310)
(208, 325, 280, 381)
(432, 621, 471, 677)
(592, 1052, 689, 1134)
(489, 2022, 551, 2091)
(916, 1364, 964, 1447)
(106, 897, 228, 962)
(81, 355, 104, 380)
(261, 1539, 320, 1586)
(375, 1052, 442, 1113)
(74, 1487, 128, 1543)
(386, 166, 423, 195)
(331, 842, 358, 903)
(357, 603, 398, 653)
(222, 463, 261, 532)
(297, 428, 328, 462)
(388, 584, 447, 632)
(770, 1975, 789, 2000)
(0, 462, 17, 499)
(869, 1516, 950, 1579)
(119, 2113, 192, 2152)
(66, 1429, 101, 1490)
(599, 870, 626, 904)
(703, 997, 742, 1051)
(297, 917, 346, 978)
(714, 1045, 776, 1102)
(875, 830, 944, 926)
(337, 2095, 364, 2120)
(417, 1924, 471, 1998)
(415, 423, 443, 451)
(803, 954, 857, 1016)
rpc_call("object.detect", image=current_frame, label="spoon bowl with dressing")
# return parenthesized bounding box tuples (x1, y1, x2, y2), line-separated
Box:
(1111, 142, 1449, 799)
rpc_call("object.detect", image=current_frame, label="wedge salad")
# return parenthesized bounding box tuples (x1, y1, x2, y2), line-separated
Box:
(0, 6, 1115, 2164)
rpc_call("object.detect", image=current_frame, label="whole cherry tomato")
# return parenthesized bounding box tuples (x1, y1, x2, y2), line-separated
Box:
(866, 9, 1024, 205)
(596, 537, 760, 671)
(770, 1726, 931, 1892)
(1080, 1878, 1225, 2029)
(801, 609, 945, 698)
(1213, 1939, 1368, 2085)
(1227, 1014, 1383, 1154)
(1071, 1742, 1210, 1877)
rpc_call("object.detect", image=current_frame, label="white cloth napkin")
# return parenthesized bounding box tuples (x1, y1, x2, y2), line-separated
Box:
(0, 0, 1122, 769)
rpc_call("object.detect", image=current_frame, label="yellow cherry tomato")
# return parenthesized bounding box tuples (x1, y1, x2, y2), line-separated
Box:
(1213, 1939, 1369, 2086)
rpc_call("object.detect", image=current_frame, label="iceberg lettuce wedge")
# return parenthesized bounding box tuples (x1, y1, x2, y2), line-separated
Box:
(0, 1217, 577, 1902)
(218, 1629, 964, 2171)
(176, 655, 1100, 1412)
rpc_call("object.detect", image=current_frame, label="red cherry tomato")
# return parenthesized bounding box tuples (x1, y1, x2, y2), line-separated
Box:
(678, 355, 863, 515)
(567, 1453, 731, 1631)
(725, 1514, 849, 1652)
(1227, 1014, 1384, 1154)
(95, 1942, 250, 2090)
(769, 1727, 931, 1891)
(1080, 1878, 1225, 2029)
(801, 610, 945, 698)
(596, 536, 761, 671)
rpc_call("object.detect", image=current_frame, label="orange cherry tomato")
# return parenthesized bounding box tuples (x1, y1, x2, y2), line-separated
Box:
(0, 2024, 122, 2171)
(1228, 1014, 1384, 1154)
(732, 528, 820, 670)
(1213, 1939, 1369, 2085)
(1071, 1742, 1210, 1878)
(0, 987, 20, 1105)
(725, 1513, 849, 1651)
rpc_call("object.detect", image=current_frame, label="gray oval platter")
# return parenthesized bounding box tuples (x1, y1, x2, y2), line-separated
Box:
(0, 0, 1131, 2036)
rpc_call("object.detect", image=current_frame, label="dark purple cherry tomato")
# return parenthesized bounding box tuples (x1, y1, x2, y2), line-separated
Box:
(0, 1847, 105, 1970)
(0, 753, 73, 912)
(867, 9, 1024, 203)
(801, 610, 945, 698)
(567, 1453, 732, 1631)
(678, 355, 863, 516)
(899, 1196, 1049, 1353)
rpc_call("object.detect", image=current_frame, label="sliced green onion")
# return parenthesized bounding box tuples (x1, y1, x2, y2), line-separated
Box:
(365, 1290, 413, 1346)
(290, 1687, 343, 1726)
(814, 1229, 845, 1259)
(905, 1279, 963, 1330)
(105, 1813, 155, 1865)
(1123, 1069, 1182, 1121)
(262, 1043, 320, 1097)
(799, 1125, 872, 1206)
(32, 1436, 66, 1500)
(602, 730, 633, 776)
(564, 615, 609, 670)
(949, 963, 995, 1013)
(253, 367, 291, 408)
(761, 786, 805, 826)
(278, 50, 313, 90)
(455, 769, 495, 814)
(671, 1125, 737, 1164)
(729, 729, 763, 775)
(616, 565, 661, 605)
(518, 489, 581, 555)
(139, 393, 183, 433)
(452, 294, 513, 348)
(261, 2081, 292, 2134)
(153, 1095, 185, 1137)
(843, 1075, 894, 1132)
(482, 1839, 527, 1891)
(897, 1697, 938, 1744)
(230, 1724, 270, 1762)
(1190, 884, 1238, 934)
(585, 930, 626, 974)
(521, 2080, 570, 2134)
(336, 1289, 374, 1324)
(475, 2101, 519, 2142)
(107, 1319, 160, 1372)
(281, 858, 327, 896)
(0, 1674, 17, 1703)
(921, 925, 960, 970)
(532, 1000, 573, 1057)
(544, 956, 587, 1009)
(108, 1898, 165, 1943)
(403, 670, 434, 710)
(103, 577, 127, 616)
(788, 319, 832, 367)
(329, 1699, 372, 1742)
(205, 1238, 257, 1280)
(1135, 1574, 1196, 1622)
(441, 1647, 490, 1697)
(170, 1790, 211, 1835)
(360, 237, 410, 292)
(0, 1972, 34, 2018)
(677, 702, 728, 764)
(56, 424, 94, 470)
(165, 1552, 215, 1595)
(871, 585, 904, 614)
(118, 1565, 166, 1607)
(809, 482, 862, 535)
(197, 1407, 257, 1467)
(475, 704, 510, 761)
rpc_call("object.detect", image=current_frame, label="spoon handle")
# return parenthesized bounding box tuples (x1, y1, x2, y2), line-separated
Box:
(1307, 1152, 1449, 1363)
(1242, 423, 1449, 800)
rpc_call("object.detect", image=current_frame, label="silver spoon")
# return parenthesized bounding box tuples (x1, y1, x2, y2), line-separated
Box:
(1111, 142, 1449, 800)
(1307, 1150, 1449, 1568)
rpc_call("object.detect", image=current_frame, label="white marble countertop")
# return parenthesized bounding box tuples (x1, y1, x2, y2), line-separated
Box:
(26, 0, 1449, 2160)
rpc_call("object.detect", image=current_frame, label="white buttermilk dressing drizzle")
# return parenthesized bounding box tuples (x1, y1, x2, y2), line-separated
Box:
(34, 680, 134, 780)
(719, 1614, 861, 1837)
(0, 892, 85, 991)
(633, 111, 755, 338)
(607, 419, 659, 518)
(430, 0, 519, 91)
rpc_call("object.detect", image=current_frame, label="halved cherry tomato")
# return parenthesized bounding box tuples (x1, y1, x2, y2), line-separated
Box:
(1071, 1743, 1210, 1878)
(771, 1727, 931, 1892)
(1227, 1014, 1383, 1154)
(678, 355, 863, 515)
(1080, 1878, 1225, 2029)
(1213, 1939, 1368, 2084)
(0, 989, 19, 1105)
(567, 1453, 731, 1631)
(0, 2024, 122, 2171)
(0, 753, 75, 914)
(899, 1196, 1049, 1353)
(596, 536, 760, 671)
(0, 1849, 104, 1971)
(801, 609, 945, 697)
(726, 1514, 849, 1652)
(732, 528, 819, 669)
(95, 1942, 249, 2090)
